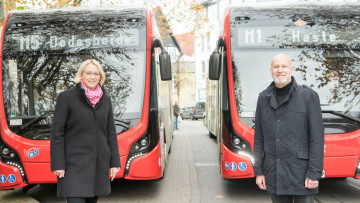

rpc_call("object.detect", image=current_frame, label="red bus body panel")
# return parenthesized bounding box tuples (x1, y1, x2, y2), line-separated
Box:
(221, 6, 360, 179)
(23, 163, 56, 183)
(125, 142, 163, 180)
(0, 8, 165, 190)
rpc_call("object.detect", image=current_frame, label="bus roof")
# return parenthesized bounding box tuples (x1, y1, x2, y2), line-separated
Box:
(7, 6, 147, 24)
(230, 2, 360, 18)
(10, 6, 147, 15)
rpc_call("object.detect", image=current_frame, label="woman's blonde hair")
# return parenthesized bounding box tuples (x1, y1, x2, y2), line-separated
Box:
(74, 59, 106, 85)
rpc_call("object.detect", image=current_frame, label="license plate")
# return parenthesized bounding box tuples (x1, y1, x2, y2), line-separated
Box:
(10, 119, 22, 126)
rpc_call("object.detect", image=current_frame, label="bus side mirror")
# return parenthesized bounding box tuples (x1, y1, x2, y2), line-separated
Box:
(159, 52, 172, 81)
(209, 51, 221, 80)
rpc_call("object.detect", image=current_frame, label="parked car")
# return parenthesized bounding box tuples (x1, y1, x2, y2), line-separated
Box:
(180, 102, 206, 120)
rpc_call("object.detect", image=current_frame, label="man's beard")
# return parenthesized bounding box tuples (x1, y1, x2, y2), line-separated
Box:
(272, 75, 291, 87)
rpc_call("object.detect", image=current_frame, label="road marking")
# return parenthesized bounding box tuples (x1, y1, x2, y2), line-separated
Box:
(346, 181, 360, 190)
(195, 162, 219, 167)
(314, 197, 321, 203)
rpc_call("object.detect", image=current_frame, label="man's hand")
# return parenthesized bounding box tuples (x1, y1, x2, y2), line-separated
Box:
(305, 177, 319, 189)
(110, 167, 120, 181)
(256, 175, 267, 190)
(53, 170, 65, 178)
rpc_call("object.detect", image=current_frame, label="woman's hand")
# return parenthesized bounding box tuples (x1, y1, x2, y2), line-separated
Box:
(110, 167, 120, 181)
(53, 170, 65, 178)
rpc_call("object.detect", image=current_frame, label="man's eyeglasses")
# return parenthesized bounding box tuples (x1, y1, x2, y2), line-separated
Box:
(84, 71, 100, 78)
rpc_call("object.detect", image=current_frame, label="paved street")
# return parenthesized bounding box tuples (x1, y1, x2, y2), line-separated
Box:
(1, 120, 360, 202)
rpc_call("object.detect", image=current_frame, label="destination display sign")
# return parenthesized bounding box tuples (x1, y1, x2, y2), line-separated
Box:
(7, 29, 140, 53)
(236, 26, 357, 48)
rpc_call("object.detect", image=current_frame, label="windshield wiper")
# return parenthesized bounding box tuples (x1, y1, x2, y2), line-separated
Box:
(114, 118, 132, 131)
(19, 110, 54, 130)
(322, 110, 360, 123)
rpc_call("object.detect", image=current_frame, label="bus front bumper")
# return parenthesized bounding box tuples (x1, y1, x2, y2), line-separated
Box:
(221, 142, 360, 179)
(323, 156, 360, 179)
(125, 142, 163, 180)
(0, 161, 27, 190)
(221, 143, 254, 179)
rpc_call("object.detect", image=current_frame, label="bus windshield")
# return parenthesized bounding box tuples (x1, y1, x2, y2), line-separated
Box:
(230, 8, 360, 128)
(2, 8, 147, 139)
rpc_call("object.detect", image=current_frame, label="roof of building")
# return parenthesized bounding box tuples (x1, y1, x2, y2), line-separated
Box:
(174, 32, 194, 57)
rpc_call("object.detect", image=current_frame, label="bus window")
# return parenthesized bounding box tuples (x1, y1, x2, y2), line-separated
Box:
(2, 10, 147, 139)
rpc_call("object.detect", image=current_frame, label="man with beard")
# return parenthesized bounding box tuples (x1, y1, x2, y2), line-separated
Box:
(253, 54, 324, 203)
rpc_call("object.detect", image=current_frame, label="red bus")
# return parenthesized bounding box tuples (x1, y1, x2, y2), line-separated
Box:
(205, 3, 360, 179)
(0, 7, 174, 190)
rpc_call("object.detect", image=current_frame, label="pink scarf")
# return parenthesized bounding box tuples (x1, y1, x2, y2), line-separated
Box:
(81, 81, 103, 107)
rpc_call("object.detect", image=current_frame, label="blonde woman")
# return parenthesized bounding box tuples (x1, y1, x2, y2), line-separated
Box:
(51, 59, 120, 203)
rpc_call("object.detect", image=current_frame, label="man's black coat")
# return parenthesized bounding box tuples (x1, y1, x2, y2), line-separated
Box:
(51, 83, 121, 197)
(253, 78, 324, 195)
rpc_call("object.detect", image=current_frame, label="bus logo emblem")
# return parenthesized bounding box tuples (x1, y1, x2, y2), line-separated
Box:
(8, 174, 16, 183)
(24, 148, 39, 159)
(230, 162, 237, 171)
(238, 162, 247, 171)
(225, 162, 229, 170)
(294, 19, 307, 27)
(0, 175, 6, 183)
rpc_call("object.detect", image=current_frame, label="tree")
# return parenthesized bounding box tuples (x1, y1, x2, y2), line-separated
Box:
(264, 11, 360, 113)
(17, 0, 83, 8)
(1, 0, 83, 25)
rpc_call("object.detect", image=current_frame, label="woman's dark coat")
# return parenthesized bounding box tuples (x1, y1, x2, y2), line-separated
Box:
(253, 78, 324, 195)
(51, 83, 121, 197)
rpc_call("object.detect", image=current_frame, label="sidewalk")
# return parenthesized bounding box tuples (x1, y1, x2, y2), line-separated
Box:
(0, 187, 37, 203)
(155, 129, 201, 202)
(100, 129, 202, 202)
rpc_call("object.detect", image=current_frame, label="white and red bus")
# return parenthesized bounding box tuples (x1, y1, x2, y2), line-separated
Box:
(205, 3, 360, 179)
(0, 7, 173, 190)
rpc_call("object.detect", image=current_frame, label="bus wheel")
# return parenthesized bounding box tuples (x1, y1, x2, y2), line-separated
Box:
(209, 131, 215, 138)
(168, 142, 172, 154)
(164, 142, 167, 165)
(23, 184, 36, 193)
(163, 131, 168, 165)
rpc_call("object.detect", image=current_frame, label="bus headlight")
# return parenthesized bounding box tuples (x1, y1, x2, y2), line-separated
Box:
(125, 132, 155, 176)
(134, 145, 140, 150)
(0, 135, 28, 183)
(140, 138, 148, 146)
(2, 147, 10, 156)
(130, 133, 151, 153)
(231, 134, 251, 151)
(229, 133, 254, 165)
(233, 138, 240, 145)
(0, 145, 18, 161)
(9, 153, 15, 159)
